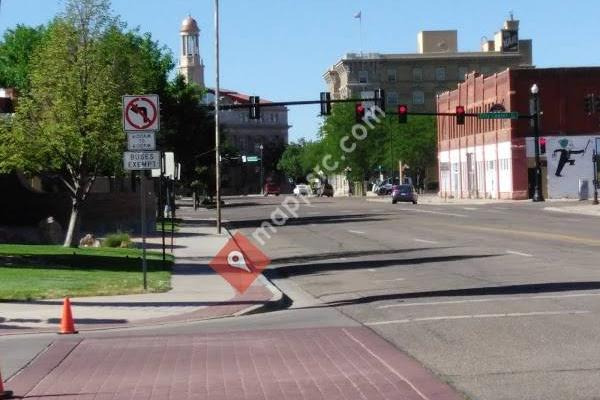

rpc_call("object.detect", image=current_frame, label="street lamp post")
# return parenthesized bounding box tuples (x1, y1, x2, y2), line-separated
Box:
(593, 150, 599, 205)
(214, 0, 222, 233)
(531, 84, 545, 202)
(259, 144, 264, 195)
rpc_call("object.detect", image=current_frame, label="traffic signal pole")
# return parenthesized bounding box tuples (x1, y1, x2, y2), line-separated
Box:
(214, 0, 222, 234)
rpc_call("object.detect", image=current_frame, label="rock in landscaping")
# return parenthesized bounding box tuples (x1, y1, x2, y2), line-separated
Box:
(79, 233, 100, 247)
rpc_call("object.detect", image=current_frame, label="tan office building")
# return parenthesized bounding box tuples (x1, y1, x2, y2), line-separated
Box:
(323, 17, 533, 112)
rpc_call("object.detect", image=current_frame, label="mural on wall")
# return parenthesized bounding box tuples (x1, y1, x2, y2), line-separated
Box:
(547, 136, 597, 198)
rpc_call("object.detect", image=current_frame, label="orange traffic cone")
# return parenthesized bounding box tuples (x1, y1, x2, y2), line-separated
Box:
(0, 367, 13, 399)
(59, 297, 78, 335)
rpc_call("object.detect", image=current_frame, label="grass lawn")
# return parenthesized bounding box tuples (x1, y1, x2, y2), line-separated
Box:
(0, 244, 174, 301)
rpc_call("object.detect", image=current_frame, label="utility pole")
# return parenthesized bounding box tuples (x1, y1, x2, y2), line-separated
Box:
(214, 0, 222, 234)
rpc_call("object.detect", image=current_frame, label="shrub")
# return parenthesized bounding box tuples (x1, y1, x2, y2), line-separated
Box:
(102, 232, 133, 248)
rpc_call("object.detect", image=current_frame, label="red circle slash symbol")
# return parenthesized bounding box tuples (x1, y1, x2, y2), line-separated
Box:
(125, 97, 157, 130)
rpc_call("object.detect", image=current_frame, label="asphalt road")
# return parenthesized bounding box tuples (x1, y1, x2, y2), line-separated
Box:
(218, 195, 600, 400)
(3, 195, 600, 400)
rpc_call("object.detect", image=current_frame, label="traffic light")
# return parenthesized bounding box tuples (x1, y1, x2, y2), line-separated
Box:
(456, 105, 466, 125)
(397, 104, 408, 124)
(539, 137, 546, 154)
(584, 94, 594, 115)
(374, 88, 385, 111)
(355, 103, 365, 123)
(249, 96, 261, 120)
(320, 92, 331, 116)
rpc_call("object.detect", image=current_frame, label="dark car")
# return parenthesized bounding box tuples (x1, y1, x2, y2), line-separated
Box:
(391, 184, 417, 204)
(318, 183, 334, 197)
(263, 182, 281, 196)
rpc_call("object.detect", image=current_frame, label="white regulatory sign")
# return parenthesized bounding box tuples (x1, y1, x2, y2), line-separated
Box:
(123, 151, 161, 170)
(127, 132, 156, 151)
(123, 94, 160, 132)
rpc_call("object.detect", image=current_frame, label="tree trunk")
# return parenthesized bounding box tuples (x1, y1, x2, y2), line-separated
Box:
(63, 200, 80, 248)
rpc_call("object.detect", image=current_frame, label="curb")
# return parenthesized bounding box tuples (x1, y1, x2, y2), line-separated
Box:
(233, 275, 292, 317)
(223, 224, 292, 317)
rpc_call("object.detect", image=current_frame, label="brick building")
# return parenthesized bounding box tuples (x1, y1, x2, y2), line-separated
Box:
(436, 67, 600, 200)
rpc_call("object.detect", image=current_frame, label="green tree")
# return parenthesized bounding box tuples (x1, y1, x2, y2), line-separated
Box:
(0, 24, 47, 93)
(0, 0, 172, 246)
(312, 103, 437, 187)
(278, 141, 305, 181)
(159, 75, 214, 188)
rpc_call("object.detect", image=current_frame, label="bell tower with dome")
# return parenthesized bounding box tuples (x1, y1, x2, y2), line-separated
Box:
(179, 15, 204, 87)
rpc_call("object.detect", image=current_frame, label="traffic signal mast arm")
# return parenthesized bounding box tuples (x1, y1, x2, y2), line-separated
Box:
(206, 95, 535, 120)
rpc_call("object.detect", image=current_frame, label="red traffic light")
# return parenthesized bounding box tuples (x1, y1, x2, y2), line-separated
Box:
(456, 105, 466, 125)
(398, 104, 408, 124)
(539, 137, 546, 154)
(355, 103, 365, 122)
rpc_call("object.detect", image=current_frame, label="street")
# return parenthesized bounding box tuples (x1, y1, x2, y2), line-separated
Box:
(3, 196, 600, 400)
(219, 196, 600, 399)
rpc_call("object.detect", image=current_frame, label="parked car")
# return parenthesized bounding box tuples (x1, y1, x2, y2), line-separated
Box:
(318, 183, 334, 197)
(372, 178, 395, 195)
(264, 182, 281, 196)
(293, 183, 310, 196)
(391, 184, 418, 204)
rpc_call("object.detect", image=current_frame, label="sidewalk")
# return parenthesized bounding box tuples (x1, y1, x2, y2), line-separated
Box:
(545, 202, 600, 217)
(0, 204, 283, 335)
(367, 192, 584, 205)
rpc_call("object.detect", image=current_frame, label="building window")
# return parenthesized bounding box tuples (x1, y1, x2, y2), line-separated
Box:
(387, 69, 397, 83)
(387, 92, 398, 108)
(412, 68, 423, 81)
(435, 67, 446, 81)
(412, 90, 425, 105)
(481, 66, 492, 76)
(358, 70, 368, 83)
(458, 66, 468, 81)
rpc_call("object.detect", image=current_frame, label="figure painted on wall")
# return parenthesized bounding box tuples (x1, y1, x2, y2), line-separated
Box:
(553, 138, 590, 177)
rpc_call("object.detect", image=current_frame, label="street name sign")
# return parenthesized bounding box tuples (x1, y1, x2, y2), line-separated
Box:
(478, 112, 519, 120)
(246, 156, 260, 162)
(127, 131, 156, 151)
(123, 151, 161, 170)
(123, 95, 160, 132)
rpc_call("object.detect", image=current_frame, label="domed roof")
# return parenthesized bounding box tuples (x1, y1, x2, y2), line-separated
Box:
(181, 16, 200, 33)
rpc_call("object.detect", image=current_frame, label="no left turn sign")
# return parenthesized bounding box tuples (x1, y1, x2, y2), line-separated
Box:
(123, 95, 160, 132)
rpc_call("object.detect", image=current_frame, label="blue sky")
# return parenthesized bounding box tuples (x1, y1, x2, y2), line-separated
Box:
(1, 0, 599, 141)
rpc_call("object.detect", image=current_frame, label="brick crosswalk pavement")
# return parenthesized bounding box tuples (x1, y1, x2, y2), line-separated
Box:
(8, 327, 462, 400)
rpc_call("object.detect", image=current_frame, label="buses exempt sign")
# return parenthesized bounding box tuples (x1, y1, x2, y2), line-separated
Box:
(123, 151, 161, 170)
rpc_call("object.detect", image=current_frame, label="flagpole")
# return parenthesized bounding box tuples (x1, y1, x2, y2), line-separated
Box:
(359, 12, 363, 56)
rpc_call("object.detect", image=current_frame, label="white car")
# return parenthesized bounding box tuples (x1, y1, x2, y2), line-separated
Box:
(293, 184, 310, 196)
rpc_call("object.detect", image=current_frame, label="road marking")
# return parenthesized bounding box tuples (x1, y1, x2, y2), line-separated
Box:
(348, 230, 366, 235)
(366, 310, 590, 326)
(414, 238, 439, 244)
(377, 292, 600, 309)
(430, 221, 600, 247)
(342, 329, 433, 400)
(506, 250, 533, 257)
(367, 268, 376, 272)
(374, 278, 406, 283)
(396, 208, 467, 218)
(463, 207, 478, 210)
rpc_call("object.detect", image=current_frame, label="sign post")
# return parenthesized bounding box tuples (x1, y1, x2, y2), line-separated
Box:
(123, 94, 160, 290)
